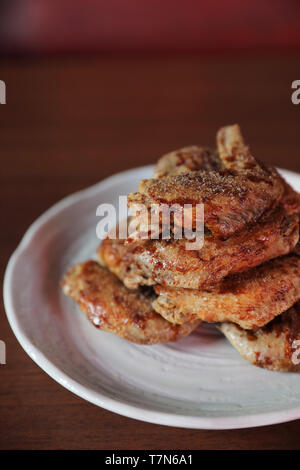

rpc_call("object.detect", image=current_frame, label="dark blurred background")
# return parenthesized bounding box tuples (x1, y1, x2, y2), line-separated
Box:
(1, 0, 300, 53)
(1, 0, 300, 451)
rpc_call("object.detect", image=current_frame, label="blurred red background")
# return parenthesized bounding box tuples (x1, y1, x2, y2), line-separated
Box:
(1, 0, 300, 53)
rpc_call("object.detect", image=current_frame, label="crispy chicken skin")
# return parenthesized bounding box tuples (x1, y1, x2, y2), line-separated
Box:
(218, 302, 300, 372)
(153, 146, 221, 178)
(98, 209, 299, 290)
(61, 261, 200, 345)
(153, 255, 300, 329)
(128, 125, 285, 240)
(153, 140, 300, 216)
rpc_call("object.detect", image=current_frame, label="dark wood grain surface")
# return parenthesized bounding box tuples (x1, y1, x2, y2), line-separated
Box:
(1, 53, 300, 450)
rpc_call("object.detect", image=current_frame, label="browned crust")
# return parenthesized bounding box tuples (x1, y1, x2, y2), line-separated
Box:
(153, 255, 300, 329)
(218, 302, 300, 372)
(153, 146, 221, 178)
(61, 261, 200, 345)
(98, 209, 299, 290)
(128, 125, 286, 240)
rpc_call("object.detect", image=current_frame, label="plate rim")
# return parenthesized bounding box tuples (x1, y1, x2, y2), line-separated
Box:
(4, 165, 300, 430)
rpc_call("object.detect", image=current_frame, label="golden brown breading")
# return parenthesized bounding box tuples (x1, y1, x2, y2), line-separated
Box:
(153, 255, 300, 329)
(98, 209, 299, 290)
(218, 302, 300, 372)
(153, 139, 300, 216)
(153, 146, 221, 178)
(128, 125, 285, 240)
(128, 170, 283, 241)
(61, 261, 200, 345)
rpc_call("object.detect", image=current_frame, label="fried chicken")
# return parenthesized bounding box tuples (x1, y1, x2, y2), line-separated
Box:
(61, 123, 300, 372)
(218, 302, 300, 372)
(153, 255, 300, 329)
(61, 261, 200, 345)
(152, 132, 300, 215)
(128, 125, 285, 240)
(98, 209, 299, 290)
(153, 146, 221, 178)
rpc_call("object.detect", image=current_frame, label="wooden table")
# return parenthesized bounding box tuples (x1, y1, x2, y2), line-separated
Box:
(1, 53, 300, 450)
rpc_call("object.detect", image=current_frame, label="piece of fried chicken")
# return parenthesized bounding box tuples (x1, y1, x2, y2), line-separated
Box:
(153, 146, 221, 178)
(153, 255, 300, 329)
(152, 140, 300, 216)
(98, 209, 299, 290)
(128, 125, 286, 240)
(218, 302, 300, 372)
(61, 261, 200, 345)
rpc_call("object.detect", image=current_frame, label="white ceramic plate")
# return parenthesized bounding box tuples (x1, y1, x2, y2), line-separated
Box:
(4, 166, 300, 429)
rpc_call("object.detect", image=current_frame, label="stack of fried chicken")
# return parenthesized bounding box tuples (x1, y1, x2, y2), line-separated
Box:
(62, 125, 300, 372)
